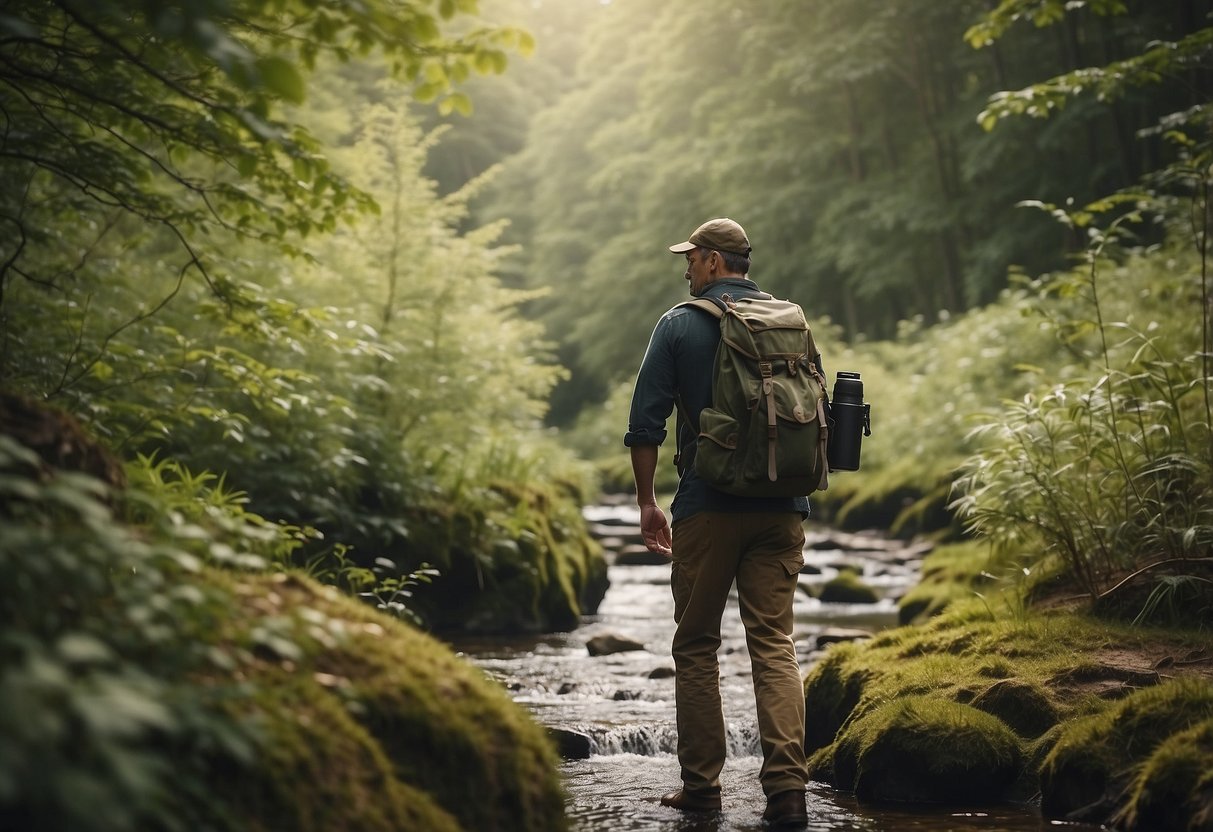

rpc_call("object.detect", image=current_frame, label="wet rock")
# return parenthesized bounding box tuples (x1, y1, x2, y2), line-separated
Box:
(588, 522, 643, 540)
(799, 562, 823, 575)
(805, 530, 900, 552)
(615, 544, 670, 566)
(557, 682, 579, 695)
(612, 690, 641, 701)
(548, 727, 593, 760)
(586, 633, 645, 656)
(815, 627, 873, 649)
(834, 697, 1022, 804)
(818, 572, 880, 604)
(648, 666, 676, 679)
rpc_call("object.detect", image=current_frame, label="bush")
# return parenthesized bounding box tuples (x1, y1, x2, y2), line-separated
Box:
(953, 245, 1213, 601)
(0, 425, 569, 832)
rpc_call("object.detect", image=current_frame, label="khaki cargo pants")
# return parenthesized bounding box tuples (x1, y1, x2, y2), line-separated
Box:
(669, 510, 808, 797)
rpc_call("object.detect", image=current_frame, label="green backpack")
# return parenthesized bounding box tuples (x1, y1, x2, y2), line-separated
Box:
(676, 292, 830, 498)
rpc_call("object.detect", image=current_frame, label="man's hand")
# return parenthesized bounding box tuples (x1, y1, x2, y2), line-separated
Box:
(630, 444, 671, 556)
(640, 502, 672, 557)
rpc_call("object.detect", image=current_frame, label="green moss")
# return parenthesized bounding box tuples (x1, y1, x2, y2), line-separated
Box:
(969, 678, 1059, 738)
(408, 480, 608, 633)
(803, 644, 870, 753)
(217, 571, 569, 832)
(819, 571, 880, 604)
(897, 541, 995, 624)
(825, 456, 965, 539)
(831, 696, 1022, 803)
(1116, 716, 1213, 832)
(803, 597, 1213, 825)
(230, 673, 460, 832)
(1040, 678, 1213, 820)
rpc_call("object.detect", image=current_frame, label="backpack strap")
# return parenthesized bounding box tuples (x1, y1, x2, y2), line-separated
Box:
(670, 296, 727, 473)
(677, 297, 726, 318)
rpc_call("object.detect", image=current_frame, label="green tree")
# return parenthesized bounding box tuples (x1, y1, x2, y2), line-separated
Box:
(0, 0, 528, 334)
(0, 0, 606, 632)
(480, 0, 1207, 425)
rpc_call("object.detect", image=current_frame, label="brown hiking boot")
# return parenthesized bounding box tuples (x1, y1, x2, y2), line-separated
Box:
(762, 789, 808, 828)
(659, 788, 722, 812)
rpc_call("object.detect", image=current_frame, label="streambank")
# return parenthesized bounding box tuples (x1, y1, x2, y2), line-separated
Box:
(804, 541, 1213, 831)
(457, 500, 1102, 831)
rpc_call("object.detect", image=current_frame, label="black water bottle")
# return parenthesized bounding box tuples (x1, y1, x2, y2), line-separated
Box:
(827, 371, 872, 472)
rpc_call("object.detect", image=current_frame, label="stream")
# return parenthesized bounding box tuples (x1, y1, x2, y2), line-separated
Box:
(453, 500, 1095, 832)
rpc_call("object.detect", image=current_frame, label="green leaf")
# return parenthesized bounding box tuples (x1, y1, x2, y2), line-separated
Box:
(256, 56, 306, 104)
(517, 30, 536, 57)
(438, 92, 473, 117)
(414, 82, 443, 103)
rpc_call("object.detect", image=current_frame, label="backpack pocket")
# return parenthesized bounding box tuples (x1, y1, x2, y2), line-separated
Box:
(741, 375, 825, 487)
(695, 407, 740, 487)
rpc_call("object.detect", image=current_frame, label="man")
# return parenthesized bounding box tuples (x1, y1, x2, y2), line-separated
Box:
(624, 218, 811, 828)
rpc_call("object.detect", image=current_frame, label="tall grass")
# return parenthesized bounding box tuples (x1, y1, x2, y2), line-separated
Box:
(952, 206, 1213, 601)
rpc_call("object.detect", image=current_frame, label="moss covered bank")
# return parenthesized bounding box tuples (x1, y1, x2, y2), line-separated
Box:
(0, 398, 570, 831)
(803, 543, 1213, 830)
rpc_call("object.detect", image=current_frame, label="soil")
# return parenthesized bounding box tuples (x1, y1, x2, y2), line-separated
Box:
(1053, 643, 1213, 700)
(1031, 591, 1213, 700)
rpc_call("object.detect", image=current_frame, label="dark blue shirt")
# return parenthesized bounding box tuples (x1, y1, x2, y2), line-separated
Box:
(625, 278, 811, 523)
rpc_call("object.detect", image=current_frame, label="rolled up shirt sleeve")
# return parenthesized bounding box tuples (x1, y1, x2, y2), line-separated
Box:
(624, 314, 679, 447)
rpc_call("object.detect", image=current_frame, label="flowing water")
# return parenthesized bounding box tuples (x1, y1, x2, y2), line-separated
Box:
(453, 502, 1097, 832)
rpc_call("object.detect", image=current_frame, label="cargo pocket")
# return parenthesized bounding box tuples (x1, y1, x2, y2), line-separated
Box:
(779, 555, 805, 577)
(780, 522, 806, 576)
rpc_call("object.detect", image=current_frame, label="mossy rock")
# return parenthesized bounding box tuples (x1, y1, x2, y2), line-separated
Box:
(832, 696, 1023, 804)
(221, 572, 569, 832)
(834, 483, 920, 536)
(819, 571, 880, 604)
(803, 643, 870, 754)
(227, 672, 462, 832)
(888, 480, 962, 541)
(897, 541, 994, 624)
(1116, 716, 1213, 832)
(969, 678, 1059, 739)
(406, 481, 609, 634)
(828, 456, 964, 539)
(1041, 678, 1213, 823)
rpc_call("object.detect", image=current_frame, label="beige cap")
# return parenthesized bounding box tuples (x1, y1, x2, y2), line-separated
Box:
(668, 217, 751, 257)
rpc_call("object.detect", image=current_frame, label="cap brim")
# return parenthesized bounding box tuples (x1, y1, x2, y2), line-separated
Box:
(668, 240, 696, 253)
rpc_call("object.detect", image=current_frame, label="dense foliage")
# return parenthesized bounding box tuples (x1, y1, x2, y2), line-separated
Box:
(0, 0, 607, 632)
(550, 1, 1212, 614)
(1, 0, 593, 825)
(475, 0, 1212, 422)
(0, 426, 567, 831)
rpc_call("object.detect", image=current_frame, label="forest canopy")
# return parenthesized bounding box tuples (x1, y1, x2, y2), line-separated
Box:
(0, 0, 605, 634)
(459, 0, 1213, 423)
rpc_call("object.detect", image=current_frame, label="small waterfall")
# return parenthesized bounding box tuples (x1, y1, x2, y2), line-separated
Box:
(458, 499, 1054, 830)
(585, 719, 760, 757)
